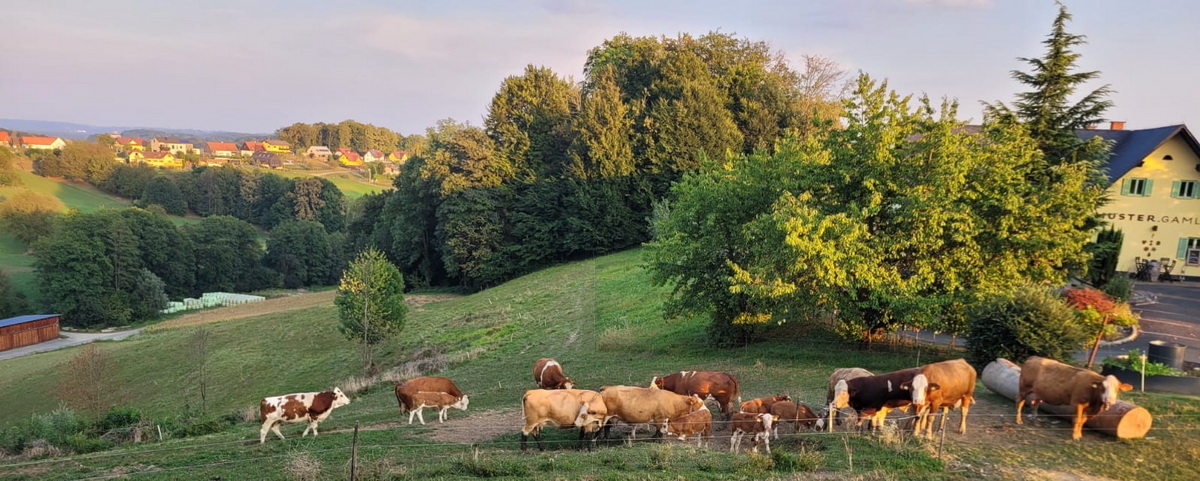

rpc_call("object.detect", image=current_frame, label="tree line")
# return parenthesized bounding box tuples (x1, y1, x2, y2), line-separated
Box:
(275, 119, 425, 155)
(362, 32, 845, 289)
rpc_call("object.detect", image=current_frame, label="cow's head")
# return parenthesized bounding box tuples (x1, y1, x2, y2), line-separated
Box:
(759, 413, 774, 432)
(574, 402, 607, 432)
(650, 376, 663, 389)
(775, 394, 791, 402)
(559, 378, 575, 390)
(831, 380, 851, 409)
(332, 387, 351, 409)
(1094, 375, 1133, 410)
(452, 395, 470, 411)
(902, 374, 937, 409)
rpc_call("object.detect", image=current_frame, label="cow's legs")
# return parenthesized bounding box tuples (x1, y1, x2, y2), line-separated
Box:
(730, 431, 742, 453)
(1015, 388, 1029, 424)
(438, 406, 449, 423)
(408, 408, 419, 424)
(272, 423, 285, 440)
(416, 405, 427, 425)
(1072, 404, 1085, 440)
(310, 422, 320, 437)
(259, 421, 274, 443)
(760, 432, 771, 454)
(959, 396, 971, 434)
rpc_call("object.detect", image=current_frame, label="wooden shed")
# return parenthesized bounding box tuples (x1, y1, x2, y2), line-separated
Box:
(0, 314, 61, 351)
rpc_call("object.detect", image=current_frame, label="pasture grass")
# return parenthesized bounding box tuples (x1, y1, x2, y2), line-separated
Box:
(273, 169, 388, 199)
(0, 249, 1197, 480)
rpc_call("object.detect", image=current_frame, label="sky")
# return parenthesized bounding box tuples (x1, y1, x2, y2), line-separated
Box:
(2, 0, 1198, 135)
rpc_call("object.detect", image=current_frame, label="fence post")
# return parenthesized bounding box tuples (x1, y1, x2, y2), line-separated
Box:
(350, 422, 359, 481)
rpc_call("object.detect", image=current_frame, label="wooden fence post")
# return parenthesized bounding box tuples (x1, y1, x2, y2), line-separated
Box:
(350, 422, 359, 481)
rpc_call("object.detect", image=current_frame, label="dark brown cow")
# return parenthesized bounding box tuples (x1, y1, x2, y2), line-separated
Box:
(908, 359, 976, 437)
(396, 377, 468, 423)
(1016, 356, 1133, 440)
(259, 388, 351, 443)
(650, 371, 740, 415)
(533, 358, 575, 390)
(739, 394, 790, 414)
(730, 412, 773, 454)
(825, 367, 874, 429)
(663, 400, 713, 447)
(520, 389, 608, 451)
(769, 400, 819, 439)
(600, 385, 704, 439)
(830, 368, 920, 431)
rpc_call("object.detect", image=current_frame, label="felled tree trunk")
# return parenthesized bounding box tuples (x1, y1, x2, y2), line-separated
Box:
(981, 358, 1152, 439)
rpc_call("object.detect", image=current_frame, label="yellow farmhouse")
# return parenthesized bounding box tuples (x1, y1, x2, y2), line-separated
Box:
(1083, 123, 1200, 279)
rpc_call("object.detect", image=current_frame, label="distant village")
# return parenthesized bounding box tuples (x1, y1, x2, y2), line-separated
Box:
(0, 130, 406, 176)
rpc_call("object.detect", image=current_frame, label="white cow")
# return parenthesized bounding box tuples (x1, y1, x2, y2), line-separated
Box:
(259, 387, 351, 443)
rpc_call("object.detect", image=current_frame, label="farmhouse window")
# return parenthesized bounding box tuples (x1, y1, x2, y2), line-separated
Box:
(1121, 178, 1152, 197)
(1178, 238, 1200, 265)
(1171, 180, 1197, 199)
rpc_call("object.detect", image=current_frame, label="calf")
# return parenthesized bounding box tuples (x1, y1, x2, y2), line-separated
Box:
(769, 401, 819, 439)
(520, 389, 609, 451)
(730, 412, 774, 454)
(739, 394, 791, 414)
(601, 385, 704, 440)
(402, 391, 470, 424)
(259, 388, 351, 443)
(1016, 356, 1133, 440)
(908, 359, 976, 438)
(533, 358, 575, 390)
(663, 401, 713, 447)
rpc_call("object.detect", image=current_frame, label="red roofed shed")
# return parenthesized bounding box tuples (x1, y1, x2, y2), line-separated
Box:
(0, 314, 61, 351)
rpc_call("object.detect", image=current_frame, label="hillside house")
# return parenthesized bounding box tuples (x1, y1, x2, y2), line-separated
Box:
(365, 149, 385, 162)
(151, 137, 191, 155)
(252, 151, 282, 168)
(20, 136, 66, 150)
(116, 137, 146, 151)
(241, 141, 265, 157)
(126, 151, 145, 162)
(381, 161, 400, 176)
(263, 139, 292, 154)
(388, 150, 408, 163)
(339, 151, 363, 166)
(0, 131, 11, 148)
(141, 151, 182, 169)
(1081, 122, 1200, 280)
(0, 314, 60, 352)
(206, 141, 239, 157)
(306, 146, 332, 159)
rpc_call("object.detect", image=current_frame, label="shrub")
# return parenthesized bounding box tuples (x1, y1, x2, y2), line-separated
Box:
(1102, 349, 1183, 377)
(93, 406, 143, 434)
(966, 285, 1090, 367)
(1104, 274, 1133, 302)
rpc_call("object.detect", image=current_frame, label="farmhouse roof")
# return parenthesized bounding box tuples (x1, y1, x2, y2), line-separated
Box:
(307, 146, 332, 154)
(1077, 124, 1200, 183)
(243, 141, 265, 151)
(0, 131, 10, 142)
(0, 314, 60, 329)
(207, 141, 238, 152)
(367, 149, 384, 157)
(21, 136, 61, 146)
(263, 139, 291, 147)
(143, 151, 174, 159)
(343, 152, 362, 161)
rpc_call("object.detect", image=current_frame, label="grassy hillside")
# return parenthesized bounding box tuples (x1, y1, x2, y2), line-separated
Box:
(0, 249, 1197, 480)
(274, 170, 388, 200)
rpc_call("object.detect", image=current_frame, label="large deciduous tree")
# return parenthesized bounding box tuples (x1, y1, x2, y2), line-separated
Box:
(647, 75, 1102, 344)
(336, 248, 406, 375)
(0, 190, 64, 245)
(264, 220, 336, 288)
(485, 65, 580, 179)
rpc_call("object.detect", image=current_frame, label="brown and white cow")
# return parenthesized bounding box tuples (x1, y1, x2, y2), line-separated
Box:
(907, 359, 976, 438)
(533, 358, 575, 390)
(730, 412, 774, 454)
(769, 400, 819, 439)
(663, 399, 713, 447)
(1016, 356, 1133, 440)
(826, 367, 874, 429)
(521, 389, 609, 451)
(601, 385, 704, 440)
(739, 394, 791, 414)
(830, 368, 920, 431)
(259, 387, 351, 443)
(395, 376, 468, 424)
(650, 371, 740, 415)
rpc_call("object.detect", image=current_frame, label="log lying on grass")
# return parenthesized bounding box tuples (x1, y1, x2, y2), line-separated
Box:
(981, 358, 1152, 439)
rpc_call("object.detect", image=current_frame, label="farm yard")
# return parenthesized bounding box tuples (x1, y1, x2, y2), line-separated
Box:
(1, 249, 1198, 480)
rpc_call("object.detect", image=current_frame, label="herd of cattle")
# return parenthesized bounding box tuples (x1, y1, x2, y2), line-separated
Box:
(257, 356, 1135, 448)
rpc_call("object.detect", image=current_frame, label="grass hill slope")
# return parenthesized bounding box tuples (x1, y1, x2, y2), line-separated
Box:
(0, 249, 1197, 480)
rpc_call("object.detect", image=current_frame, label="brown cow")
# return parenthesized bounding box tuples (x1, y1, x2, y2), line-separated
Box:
(396, 376, 467, 422)
(533, 358, 575, 390)
(520, 389, 609, 451)
(907, 359, 976, 438)
(259, 388, 351, 443)
(663, 400, 713, 447)
(601, 385, 704, 440)
(739, 394, 791, 414)
(730, 412, 774, 454)
(769, 401, 819, 439)
(826, 367, 874, 429)
(650, 371, 740, 415)
(1016, 356, 1133, 440)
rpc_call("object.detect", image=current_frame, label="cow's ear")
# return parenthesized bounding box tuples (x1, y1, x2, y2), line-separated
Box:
(1119, 383, 1133, 392)
(928, 383, 941, 392)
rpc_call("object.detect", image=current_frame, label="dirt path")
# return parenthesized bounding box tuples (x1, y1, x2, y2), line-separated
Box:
(151, 292, 461, 330)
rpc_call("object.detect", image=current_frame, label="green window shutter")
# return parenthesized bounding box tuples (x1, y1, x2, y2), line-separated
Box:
(1172, 181, 1182, 198)
(1179, 238, 1190, 258)
(1144, 179, 1154, 196)
(1121, 179, 1132, 196)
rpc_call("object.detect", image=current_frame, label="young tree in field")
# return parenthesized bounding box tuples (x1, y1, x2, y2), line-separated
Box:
(188, 326, 212, 413)
(647, 75, 1102, 344)
(336, 248, 407, 374)
(56, 344, 125, 417)
(0, 190, 64, 245)
(984, 3, 1112, 171)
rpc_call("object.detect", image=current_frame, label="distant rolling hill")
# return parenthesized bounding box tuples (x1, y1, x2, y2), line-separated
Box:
(0, 118, 269, 141)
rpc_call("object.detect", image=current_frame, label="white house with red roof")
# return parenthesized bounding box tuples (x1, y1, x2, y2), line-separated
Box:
(20, 136, 66, 150)
(206, 141, 239, 157)
(0, 131, 11, 148)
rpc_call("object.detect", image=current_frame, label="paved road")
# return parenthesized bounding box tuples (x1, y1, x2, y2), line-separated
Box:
(0, 328, 142, 361)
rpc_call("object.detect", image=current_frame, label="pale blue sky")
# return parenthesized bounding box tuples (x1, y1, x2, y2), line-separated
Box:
(1, 0, 1196, 135)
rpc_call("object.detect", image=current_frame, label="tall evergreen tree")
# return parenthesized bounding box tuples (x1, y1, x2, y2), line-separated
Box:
(571, 65, 635, 179)
(984, 3, 1113, 167)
